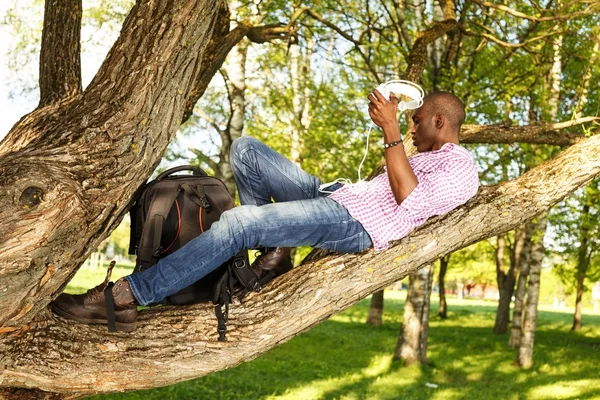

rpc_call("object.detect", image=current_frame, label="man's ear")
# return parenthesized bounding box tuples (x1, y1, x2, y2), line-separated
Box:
(435, 114, 444, 129)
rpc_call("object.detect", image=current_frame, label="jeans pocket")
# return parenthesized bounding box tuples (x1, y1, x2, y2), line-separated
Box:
(321, 231, 366, 253)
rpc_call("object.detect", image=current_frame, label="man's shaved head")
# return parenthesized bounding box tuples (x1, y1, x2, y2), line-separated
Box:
(422, 91, 466, 132)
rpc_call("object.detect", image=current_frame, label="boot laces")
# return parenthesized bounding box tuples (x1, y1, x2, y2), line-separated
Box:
(85, 261, 115, 300)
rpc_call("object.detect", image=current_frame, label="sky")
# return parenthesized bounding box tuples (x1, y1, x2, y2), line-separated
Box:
(0, 1, 31, 140)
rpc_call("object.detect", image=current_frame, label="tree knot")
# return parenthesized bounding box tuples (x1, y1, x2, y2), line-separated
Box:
(19, 187, 44, 209)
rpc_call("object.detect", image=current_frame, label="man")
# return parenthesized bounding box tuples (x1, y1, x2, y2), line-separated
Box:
(51, 90, 480, 332)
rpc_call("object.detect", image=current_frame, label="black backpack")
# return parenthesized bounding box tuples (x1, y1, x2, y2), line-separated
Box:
(128, 165, 276, 341)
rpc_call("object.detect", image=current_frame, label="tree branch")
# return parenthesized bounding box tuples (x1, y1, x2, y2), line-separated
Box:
(403, 19, 459, 82)
(470, 0, 600, 22)
(190, 148, 220, 172)
(460, 117, 599, 146)
(38, 0, 83, 107)
(181, 7, 305, 124)
(1, 132, 600, 397)
(461, 26, 559, 49)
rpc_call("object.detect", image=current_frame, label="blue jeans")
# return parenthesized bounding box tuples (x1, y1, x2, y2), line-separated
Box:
(126, 136, 372, 305)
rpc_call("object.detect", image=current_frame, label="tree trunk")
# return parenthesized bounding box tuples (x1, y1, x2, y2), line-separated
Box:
(438, 254, 450, 319)
(1, 134, 600, 394)
(572, 204, 591, 331)
(366, 290, 384, 326)
(395, 264, 434, 365)
(574, 29, 599, 118)
(517, 216, 547, 368)
(289, 27, 314, 165)
(572, 271, 586, 331)
(494, 225, 525, 333)
(509, 225, 531, 346)
(509, 215, 548, 347)
(217, 0, 250, 197)
(39, 0, 82, 107)
(493, 234, 512, 333)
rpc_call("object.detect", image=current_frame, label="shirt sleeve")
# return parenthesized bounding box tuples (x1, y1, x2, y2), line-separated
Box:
(399, 162, 477, 219)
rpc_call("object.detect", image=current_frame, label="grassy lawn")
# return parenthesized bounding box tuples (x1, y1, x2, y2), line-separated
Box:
(72, 265, 600, 400)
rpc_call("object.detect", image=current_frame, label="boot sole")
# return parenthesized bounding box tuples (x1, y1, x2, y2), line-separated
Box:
(51, 303, 137, 332)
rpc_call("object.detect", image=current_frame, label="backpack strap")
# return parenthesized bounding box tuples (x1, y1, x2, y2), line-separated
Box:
(128, 203, 139, 255)
(180, 183, 224, 214)
(213, 268, 232, 342)
(230, 252, 262, 294)
(138, 186, 183, 268)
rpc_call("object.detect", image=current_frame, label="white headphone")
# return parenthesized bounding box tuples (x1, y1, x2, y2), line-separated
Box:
(375, 80, 424, 111)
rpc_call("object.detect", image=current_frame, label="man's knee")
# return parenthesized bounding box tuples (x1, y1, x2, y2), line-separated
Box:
(231, 136, 261, 162)
(218, 206, 260, 249)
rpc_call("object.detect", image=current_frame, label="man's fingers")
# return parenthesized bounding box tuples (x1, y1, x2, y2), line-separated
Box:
(372, 89, 386, 102)
(389, 92, 399, 105)
(368, 92, 380, 103)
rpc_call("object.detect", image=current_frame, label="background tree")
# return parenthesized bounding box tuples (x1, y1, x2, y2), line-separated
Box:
(550, 180, 600, 330)
(394, 263, 434, 365)
(438, 254, 451, 319)
(515, 214, 547, 367)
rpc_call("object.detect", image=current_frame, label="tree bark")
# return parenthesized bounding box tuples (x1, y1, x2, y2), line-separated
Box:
(39, 0, 82, 107)
(509, 216, 548, 347)
(574, 30, 600, 118)
(493, 234, 511, 332)
(438, 254, 450, 319)
(366, 290, 384, 326)
(509, 225, 530, 347)
(289, 28, 314, 165)
(459, 118, 596, 147)
(572, 204, 591, 331)
(1, 133, 600, 395)
(572, 273, 586, 331)
(216, 0, 249, 196)
(494, 225, 525, 333)
(517, 216, 547, 368)
(395, 263, 434, 365)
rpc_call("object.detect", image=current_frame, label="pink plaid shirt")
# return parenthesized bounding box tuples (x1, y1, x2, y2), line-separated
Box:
(329, 142, 480, 251)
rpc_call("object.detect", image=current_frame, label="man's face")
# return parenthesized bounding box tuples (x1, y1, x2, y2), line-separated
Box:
(410, 102, 438, 152)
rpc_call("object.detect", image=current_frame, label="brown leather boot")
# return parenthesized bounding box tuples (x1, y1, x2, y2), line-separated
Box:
(51, 262, 138, 332)
(251, 247, 293, 278)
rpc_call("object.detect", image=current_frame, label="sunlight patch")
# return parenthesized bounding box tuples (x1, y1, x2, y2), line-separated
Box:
(529, 379, 600, 399)
(277, 355, 394, 399)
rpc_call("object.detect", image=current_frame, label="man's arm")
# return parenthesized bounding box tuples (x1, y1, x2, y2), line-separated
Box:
(368, 90, 418, 204)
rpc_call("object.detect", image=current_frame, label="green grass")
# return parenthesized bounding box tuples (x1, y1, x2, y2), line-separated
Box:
(70, 263, 600, 400)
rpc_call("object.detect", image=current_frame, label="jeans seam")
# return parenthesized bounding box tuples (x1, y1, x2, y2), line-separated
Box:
(124, 275, 148, 306)
(239, 146, 317, 200)
(235, 149, 258, 206)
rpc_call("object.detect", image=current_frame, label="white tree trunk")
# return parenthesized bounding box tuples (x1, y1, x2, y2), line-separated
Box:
(395, 264, 434, 364)
(218, 0, 249, 196)
(517, 216, 547, 368)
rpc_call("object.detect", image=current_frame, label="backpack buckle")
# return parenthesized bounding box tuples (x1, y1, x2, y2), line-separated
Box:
(234, 259, 246, 269)
(253, 281, 262, 292)
(217, 328, 227, 342)
(152, 246, 164, 257)
(201, 197, 212, 212)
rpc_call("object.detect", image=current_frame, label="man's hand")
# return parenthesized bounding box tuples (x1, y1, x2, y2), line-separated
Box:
(368, 89, 399, 130)
(368, 89, 418, 205)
